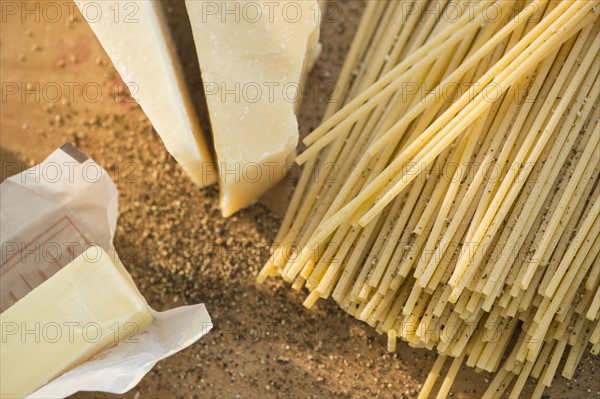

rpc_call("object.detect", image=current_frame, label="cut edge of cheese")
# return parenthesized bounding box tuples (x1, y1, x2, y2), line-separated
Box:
(0, 246, 153, 398)
(185, 0, 322, 216)
(78, 0, 216, 187)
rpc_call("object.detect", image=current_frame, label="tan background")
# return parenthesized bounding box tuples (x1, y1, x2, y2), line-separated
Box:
(1, 1, 598, 398)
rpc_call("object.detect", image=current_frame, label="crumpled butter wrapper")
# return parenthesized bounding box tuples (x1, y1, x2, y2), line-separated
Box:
(0, 143, 212, 398)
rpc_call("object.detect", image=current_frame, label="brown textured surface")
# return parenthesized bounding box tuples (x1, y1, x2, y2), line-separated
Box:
(0, 1, 598, 398)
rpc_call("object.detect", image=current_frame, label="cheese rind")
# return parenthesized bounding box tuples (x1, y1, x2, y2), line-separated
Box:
(77, 0, 216, 187)
(0, 247, 153, 398)
(185, 0, 321, 216)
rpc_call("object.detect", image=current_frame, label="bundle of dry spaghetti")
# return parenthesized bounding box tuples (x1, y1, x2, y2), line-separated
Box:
(259, 0, 599, 397)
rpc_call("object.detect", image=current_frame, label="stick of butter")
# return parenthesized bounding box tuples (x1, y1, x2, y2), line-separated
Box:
(185, 0, 321, 216)
(77, 0, 216, 187)
(0, 246, 153, 398)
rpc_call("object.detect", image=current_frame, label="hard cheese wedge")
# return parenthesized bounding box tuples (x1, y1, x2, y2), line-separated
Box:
(77, 0, 216, 187)
(0, 246, 153, 398)
(185, 0, 321, 216)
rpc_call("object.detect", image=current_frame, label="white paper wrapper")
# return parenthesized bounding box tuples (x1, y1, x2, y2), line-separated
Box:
(0, 143, 212, 398)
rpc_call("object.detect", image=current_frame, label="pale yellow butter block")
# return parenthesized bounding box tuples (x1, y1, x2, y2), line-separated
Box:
(77, 0, 216, 187)
(185, 0, 321, 216)
(0, 247, 153, 398)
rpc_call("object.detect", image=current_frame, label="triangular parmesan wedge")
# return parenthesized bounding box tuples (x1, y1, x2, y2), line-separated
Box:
(185, 0, 321, 216)
(78, 0, 216, 187)
(0, 246, 153, 398)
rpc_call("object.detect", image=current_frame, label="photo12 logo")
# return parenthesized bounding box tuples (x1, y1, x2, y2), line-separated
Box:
(197, 1, 322, 24)
(1, 81, 141, 106)
(1, 321, 143, 345)
(203, 80, 339, 105)
(0, 2, 141, 24)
